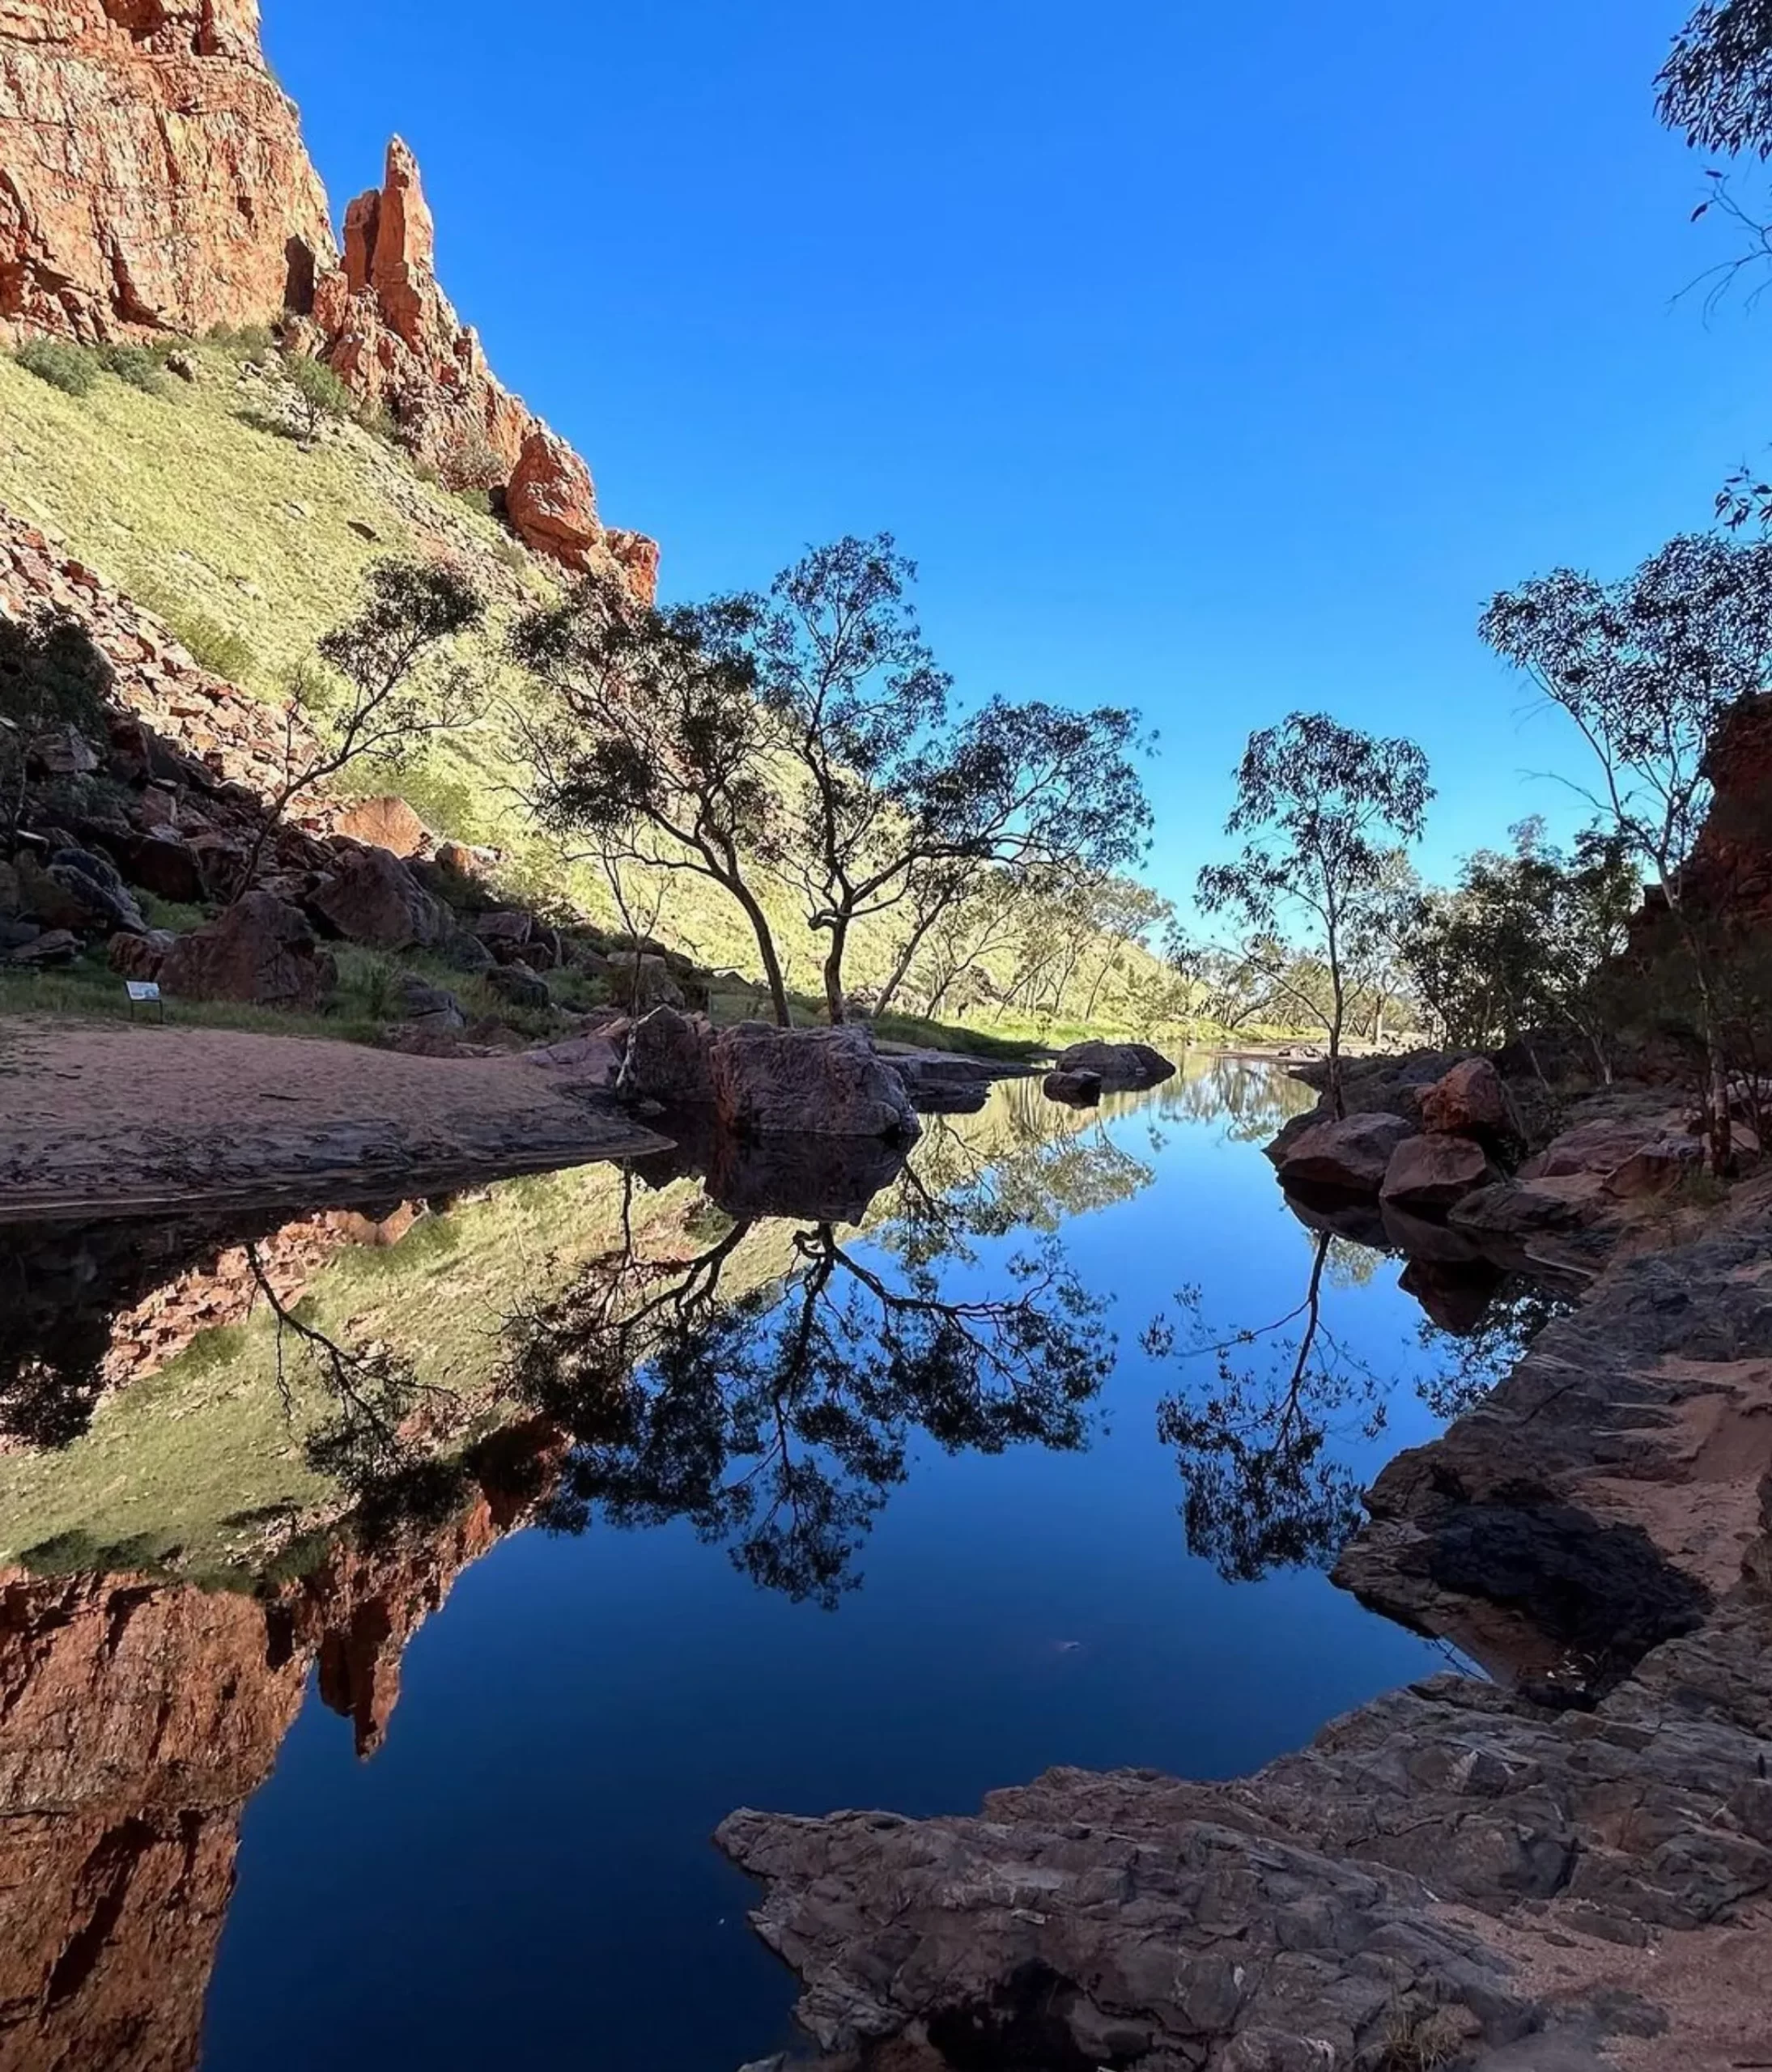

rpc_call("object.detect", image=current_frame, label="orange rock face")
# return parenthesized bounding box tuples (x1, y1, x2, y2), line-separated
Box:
(0, 11, 660, 593)
(308, 137, 532, 490)
(0, 0, 335, 342)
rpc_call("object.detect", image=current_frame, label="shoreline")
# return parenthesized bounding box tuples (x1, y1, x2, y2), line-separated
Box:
(0, 1017, 668, 1223)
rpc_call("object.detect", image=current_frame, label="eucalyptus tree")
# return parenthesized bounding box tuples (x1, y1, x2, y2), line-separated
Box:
(1398, 822, 1638, 1077)
(0, 606, 113, 840)
(1197, 713, 1433, 1117)
(753, 535, 1151, 1022)
(509, 582, 797, 1024)
(1480, 531, 1772, 1165)
(238, 557, 485, 898)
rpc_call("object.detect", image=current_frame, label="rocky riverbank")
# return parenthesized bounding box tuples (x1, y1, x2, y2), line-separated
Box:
(714, 1110, 1772, 2070)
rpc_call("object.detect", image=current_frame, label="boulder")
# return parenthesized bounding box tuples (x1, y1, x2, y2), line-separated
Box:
(524, 1034, 623, 1088)
(1419, 1057, 1511, 1144)
(0, 918, 40, 953)
(1052, 1039, 1176, 1089)
(710, 1023, 921, 1140)
(485, 962, 550, 1011)
(506, 427, 601, 571)
(107, 929, 175, 982)
(474, 910, 533, 946)
(122, 833, 205, 904)
(606, 951, 686, 1013)
(624, 1005, 716, 1106)
(438, 930, 496, 975)
(1273, 1110, 1413, 1194)
(389, 973, 465, 1031)
(159, 894, 337, 1010)
(29, 850, 147, 936)
(1043, 1068, 1103, 1107)
(26, 724, 99, 778)
(8, 928, 79, 966)
(1447, 1175, 1604, 1241)
(1604, 1136, 1706, 1199)
(332, 796, 430, 858)
(308, 847, 450, 951)
(1380, 1134, 1494, 1212)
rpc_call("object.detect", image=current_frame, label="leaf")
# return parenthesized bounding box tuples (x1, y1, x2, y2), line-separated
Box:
(1692, 202, 1711, 219)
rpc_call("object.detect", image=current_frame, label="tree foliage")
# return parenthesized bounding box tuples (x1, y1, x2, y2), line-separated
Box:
(1658, 0, 1772, 155)
(0, 606, 113, 838)
(511, 581, 796, 1021)
(237, 556, 486, 897)
(754, 535, 1152, 1021)
(1398, 820, 1638, 1074)
(1480, 531, 1772, 1163)
(1196, 713, 1432, 1113)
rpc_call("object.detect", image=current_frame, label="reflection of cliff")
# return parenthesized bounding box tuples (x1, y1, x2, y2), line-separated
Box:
(0, 1437, 555, 2072)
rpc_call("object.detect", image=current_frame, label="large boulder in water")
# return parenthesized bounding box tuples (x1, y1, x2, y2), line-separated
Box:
(1380, 1133, 1494, 1212)
(308, 847, 451, 951)
(159, 893, 337, 1009)
(1052, 1040, 1175, 1089)
(711, 1023, 920, 1140)
(1274, 1110, 1413, 1194)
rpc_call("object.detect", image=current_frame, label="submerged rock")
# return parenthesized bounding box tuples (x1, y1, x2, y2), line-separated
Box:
(1043, 1068, 1103, 1107)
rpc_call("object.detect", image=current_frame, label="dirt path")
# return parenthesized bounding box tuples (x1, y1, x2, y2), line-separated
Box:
(0, 1018, 665, 1221)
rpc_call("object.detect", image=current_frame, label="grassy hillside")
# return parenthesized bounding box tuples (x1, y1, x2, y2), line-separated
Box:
(0, 339, 1174, 1035)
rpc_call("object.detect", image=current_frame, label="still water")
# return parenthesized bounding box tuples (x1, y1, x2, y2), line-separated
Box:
(0, 1060, 1515, 2072)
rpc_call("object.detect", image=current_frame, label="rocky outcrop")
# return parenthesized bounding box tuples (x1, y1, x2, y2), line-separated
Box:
(720, 1588, 1772, 2070)
(307, 844, 450, 952)
(0, 8, 658, 590)
(1339, 1212, 1772, 1696)
(712, 1023, 921, 1141)
(158, 889, 336, 1008)
(299, 138, 657, 591)
(0, 0, 335, 344)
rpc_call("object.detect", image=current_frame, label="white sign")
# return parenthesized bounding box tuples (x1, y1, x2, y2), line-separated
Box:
(125, 981, 161, 1003)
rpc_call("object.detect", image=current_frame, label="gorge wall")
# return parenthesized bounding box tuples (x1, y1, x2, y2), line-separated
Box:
(0, 1, 657, 593)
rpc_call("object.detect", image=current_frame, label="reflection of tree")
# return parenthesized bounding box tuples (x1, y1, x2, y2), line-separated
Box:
(1414, 1281, 1574, 1423)
(503, 1177, 1112, 1607)
(1149, 1233, 1383, 1582)
(246, 1246, 468, 1527)
(886, 1102, 1155, 1271)
(1150, 1057, 1319, 1147)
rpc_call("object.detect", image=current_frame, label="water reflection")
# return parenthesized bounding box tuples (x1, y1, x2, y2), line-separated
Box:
(503, 1162, 1117, 1608)
(0, 1056, 1549, 2072)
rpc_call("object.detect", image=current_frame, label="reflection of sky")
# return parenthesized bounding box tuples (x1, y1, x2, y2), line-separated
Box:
(203, 1070, 1462, 2072)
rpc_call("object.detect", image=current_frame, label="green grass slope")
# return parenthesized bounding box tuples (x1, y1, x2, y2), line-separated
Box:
(0, 340, 1179, 1036)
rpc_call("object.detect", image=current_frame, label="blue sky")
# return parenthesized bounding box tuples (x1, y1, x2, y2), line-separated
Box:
(265, 0, 1766, 902)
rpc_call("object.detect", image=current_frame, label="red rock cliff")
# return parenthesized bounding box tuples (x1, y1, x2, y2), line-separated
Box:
(0, 4, 658, 595)
(0, 0, 334, 342)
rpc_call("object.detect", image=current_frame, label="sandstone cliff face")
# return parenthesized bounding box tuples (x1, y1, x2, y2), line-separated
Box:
(0, 0, 334, 342)
(0, 9, 658, 592)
